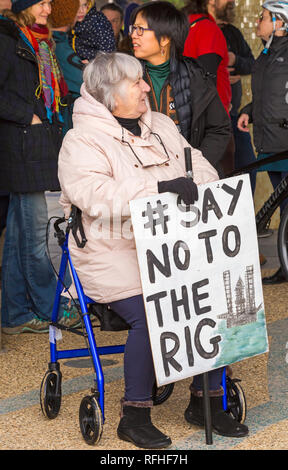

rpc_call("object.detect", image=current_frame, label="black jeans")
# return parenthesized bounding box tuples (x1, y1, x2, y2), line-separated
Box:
(231, 114, 257, 194)
(268, 170, 288, 214)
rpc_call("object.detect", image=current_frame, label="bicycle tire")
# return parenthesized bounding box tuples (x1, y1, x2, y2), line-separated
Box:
(256, 174, 288, 235)
(277, 203, 288, 279)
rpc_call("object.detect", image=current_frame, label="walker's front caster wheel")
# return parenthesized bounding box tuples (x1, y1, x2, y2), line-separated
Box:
(152, 382, 175, 406)
(40, 369, 62, 419)
(225, 377, 247, 424)
(79, 395, 103, 445)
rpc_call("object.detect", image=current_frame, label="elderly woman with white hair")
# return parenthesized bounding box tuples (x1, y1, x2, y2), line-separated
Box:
(58, 51, 248, 449)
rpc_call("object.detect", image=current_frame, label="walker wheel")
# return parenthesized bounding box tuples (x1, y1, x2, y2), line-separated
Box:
(225, 377, 247, 424)
(79, 395, 103, 445)
(40, 370, 62, 419)
(152, 382, 175, 406)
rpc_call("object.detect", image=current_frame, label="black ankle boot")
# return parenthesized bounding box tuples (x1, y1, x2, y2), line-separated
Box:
(117, 399, 172, 449)
(184, 391, 249, 438)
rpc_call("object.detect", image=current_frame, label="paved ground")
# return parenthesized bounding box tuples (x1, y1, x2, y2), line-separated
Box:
(0, 192, 287, 452)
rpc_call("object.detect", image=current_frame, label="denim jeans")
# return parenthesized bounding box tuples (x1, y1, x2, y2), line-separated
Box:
(1, 192, 69, 327)
(231, 115, 257, 195)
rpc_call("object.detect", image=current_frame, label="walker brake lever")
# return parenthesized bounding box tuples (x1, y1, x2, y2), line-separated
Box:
(54, 217, 66, 246)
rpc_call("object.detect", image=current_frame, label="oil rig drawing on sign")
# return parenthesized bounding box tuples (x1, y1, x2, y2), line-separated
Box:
(217, 265, 262, 328)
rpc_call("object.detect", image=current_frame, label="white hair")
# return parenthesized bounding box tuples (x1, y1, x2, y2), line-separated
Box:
(83, 52, 143, 111)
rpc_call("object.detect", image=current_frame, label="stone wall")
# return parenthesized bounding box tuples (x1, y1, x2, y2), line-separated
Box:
(234, 0, 279, 227)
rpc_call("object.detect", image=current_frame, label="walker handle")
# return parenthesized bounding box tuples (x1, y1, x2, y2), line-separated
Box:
(184, 147, 193, 179)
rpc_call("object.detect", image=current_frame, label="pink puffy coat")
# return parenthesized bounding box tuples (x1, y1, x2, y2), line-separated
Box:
(58, 84, 219, 303)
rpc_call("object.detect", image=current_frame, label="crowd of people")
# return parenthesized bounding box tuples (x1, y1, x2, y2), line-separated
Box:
(0, 0, 288, 449)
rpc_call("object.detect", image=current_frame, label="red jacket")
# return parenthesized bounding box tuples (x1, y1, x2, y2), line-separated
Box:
(183, 13, 231, 113)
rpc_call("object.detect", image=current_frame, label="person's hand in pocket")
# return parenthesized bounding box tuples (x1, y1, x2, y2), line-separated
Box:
(31, 114, 42, 125)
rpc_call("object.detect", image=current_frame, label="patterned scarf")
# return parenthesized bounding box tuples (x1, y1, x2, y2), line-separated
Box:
(17, 24, 68, 123)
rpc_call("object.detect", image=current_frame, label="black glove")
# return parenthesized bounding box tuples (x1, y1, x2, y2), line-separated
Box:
(158, 177, 198, 205)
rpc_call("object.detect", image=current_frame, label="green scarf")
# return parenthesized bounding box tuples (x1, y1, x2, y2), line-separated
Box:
(146, 60, 170, 108)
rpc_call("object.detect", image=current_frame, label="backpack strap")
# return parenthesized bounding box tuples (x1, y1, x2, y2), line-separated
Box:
(190, 16, 213, 28)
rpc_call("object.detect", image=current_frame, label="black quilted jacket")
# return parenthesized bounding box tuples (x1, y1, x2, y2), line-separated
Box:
(142, 56, 231, 177)
(240, 35, 288, 156)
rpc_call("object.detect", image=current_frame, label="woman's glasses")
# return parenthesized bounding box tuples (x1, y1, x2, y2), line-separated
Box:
(121, 128, 170, 168)
(129, 25, 153, 36)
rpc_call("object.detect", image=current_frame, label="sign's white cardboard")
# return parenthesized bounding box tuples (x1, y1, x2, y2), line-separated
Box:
(129, 175, 269, 386)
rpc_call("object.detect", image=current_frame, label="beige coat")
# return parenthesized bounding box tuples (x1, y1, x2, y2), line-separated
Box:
(58, 84, 219, 303)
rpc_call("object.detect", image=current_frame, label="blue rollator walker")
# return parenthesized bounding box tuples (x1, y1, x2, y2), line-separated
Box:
(40, 207, 247, 446)
(40, 209, 176, 445)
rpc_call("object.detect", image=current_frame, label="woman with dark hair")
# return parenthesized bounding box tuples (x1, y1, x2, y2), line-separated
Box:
(129, 1, 247, 438)
(129, 1, 232, 178)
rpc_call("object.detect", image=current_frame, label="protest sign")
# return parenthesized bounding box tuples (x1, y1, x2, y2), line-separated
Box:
(129, 174, 269, 387)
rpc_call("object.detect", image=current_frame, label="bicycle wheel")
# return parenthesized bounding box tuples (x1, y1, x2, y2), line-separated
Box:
(277, 204, 288, 279)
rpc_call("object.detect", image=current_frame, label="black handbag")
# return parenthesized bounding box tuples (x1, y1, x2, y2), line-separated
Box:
(89, 303, 131, 331)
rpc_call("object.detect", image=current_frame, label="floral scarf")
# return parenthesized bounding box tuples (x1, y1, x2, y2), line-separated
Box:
(17, 23, 68, 123)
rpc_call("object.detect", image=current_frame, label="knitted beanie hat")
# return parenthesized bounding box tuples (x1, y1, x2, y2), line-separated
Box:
(49, 0, 79, 28)
(11, 0, 41, 13)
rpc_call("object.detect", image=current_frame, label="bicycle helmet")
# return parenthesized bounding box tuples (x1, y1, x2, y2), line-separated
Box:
(261, 1, 288, 52)
(263, 1, 288, 23)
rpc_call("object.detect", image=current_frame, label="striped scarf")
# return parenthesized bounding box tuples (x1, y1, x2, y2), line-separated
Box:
(17, 24, 68, 123)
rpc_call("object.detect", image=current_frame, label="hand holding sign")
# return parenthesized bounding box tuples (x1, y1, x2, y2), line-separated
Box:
(158, 147, 198, 205)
